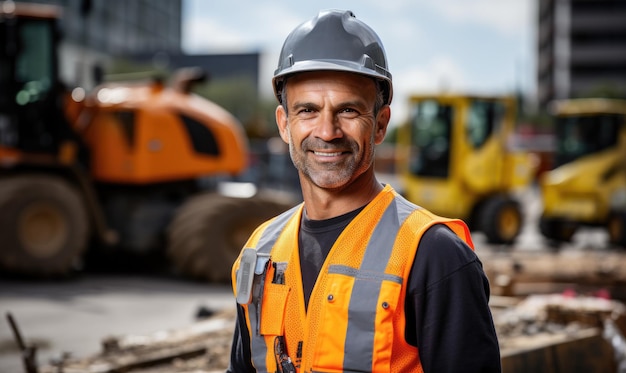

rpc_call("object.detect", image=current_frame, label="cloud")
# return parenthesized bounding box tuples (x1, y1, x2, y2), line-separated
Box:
(426, 0, 531, 36)
(390, 56, 469, 124)
(183, 16, 248, 53)
(394, 56, 468, 94)
(182, 2, 299, 53)
(383, 16, 425, 46)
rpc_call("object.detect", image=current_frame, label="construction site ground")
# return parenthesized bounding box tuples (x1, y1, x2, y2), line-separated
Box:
(0, 187, 626, 373)
(0, 244, 622, 373)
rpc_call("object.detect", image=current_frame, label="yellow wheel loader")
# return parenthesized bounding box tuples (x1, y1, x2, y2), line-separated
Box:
(539, 98, 626, 247)
(396, 94, 537, 244)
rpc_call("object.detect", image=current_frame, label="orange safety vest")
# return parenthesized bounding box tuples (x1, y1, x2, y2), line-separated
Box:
(231, 185, 474, 373)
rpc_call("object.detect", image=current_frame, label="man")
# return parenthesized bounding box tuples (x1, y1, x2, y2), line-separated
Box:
(228, 9, 501, 372)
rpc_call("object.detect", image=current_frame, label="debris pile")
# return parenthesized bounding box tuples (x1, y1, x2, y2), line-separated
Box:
(494, 292, 626, 372)
(496, 292, 626, 337)
(34, 292, 626, 373)
(39, 308, 236, 373)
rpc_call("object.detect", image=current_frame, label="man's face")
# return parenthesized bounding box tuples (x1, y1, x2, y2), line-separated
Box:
(275, 71, 389, 190)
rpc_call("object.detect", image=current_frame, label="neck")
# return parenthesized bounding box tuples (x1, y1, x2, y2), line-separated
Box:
(300, 170, 383, 220)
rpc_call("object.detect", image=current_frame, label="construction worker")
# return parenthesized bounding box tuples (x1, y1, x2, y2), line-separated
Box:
(228, 9, 501, 372)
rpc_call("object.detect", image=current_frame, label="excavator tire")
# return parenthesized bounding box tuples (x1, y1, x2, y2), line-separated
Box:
(0, 175, 89, 276)
(479, 195, 522, 245)
(608, 211, 626, 248)
(539, 216, 577, 244)
(166, 193, 293, 283)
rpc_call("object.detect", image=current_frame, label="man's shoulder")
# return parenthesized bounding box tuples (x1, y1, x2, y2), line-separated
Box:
(420, 224, 475, 256)
(417, 224, 478, 268)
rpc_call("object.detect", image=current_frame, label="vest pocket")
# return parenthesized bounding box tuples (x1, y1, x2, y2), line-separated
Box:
(260, 282, 290, 336)
(313, 274, 354, 371)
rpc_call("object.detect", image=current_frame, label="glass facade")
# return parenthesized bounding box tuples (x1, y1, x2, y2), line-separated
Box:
(15, 0, 182, 55)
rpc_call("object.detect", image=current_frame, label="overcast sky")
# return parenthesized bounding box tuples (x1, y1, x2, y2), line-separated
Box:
(182, 0, 536, 124)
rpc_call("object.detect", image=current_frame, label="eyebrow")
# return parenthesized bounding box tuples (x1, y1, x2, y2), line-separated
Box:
(336, 100, 370, 111)
(290, 99, 370, 112)
(291, 101, 320, 112)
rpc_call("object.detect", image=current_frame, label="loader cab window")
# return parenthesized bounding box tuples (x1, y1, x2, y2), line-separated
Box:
(0, 22, 9, 110)
(408, 100, 452, 178)
(466, 100, 503, 149)
(0, 22, 11, 147)
(13, 18, 56, 107)
(553, 114, 621, 168)
(1, 16, 59, 153)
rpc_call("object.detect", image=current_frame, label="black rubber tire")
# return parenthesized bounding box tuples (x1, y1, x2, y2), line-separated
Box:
(0, 175, 89, 276)
(479, 196, 523, 245)
(608, 211, 626, 248)
(539, 216, 577, 243)
(166, 193, 292, 283)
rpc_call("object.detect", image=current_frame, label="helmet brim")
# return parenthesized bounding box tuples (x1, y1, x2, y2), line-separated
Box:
(273, 60, 393, 105)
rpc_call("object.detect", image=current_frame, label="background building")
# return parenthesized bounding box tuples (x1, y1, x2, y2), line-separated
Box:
(537, 0, 626, 109)
(15, 0, 181, 88)
(12, 0, 259, 108)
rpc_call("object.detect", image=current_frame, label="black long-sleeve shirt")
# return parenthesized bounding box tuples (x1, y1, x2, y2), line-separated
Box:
(227, 209, 501, 373)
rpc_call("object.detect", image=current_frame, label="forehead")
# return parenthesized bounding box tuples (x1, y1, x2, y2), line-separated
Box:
(285, 71, 376, 99)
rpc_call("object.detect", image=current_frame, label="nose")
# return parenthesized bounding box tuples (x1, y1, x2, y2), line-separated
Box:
(314, 111, 343, 141)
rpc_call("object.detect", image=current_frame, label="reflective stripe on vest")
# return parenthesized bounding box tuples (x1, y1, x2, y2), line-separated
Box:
(340, 195, 413, 370)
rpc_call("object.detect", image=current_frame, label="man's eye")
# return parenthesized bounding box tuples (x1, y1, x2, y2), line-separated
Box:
(339, 108, 360, 117)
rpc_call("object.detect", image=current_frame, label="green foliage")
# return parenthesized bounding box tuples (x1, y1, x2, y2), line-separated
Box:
(106, 58, 169, 82)
(194, 77, 251, 118)
(580, 83, 626, 100)
(193, 78, 280, 138)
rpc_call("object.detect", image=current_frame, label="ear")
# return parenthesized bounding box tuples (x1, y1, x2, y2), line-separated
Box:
(275, 105, 290, 144)
(374, 105, 391, 145)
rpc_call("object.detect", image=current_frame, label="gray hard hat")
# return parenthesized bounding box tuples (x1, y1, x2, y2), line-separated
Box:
(273, 9, 393, 105)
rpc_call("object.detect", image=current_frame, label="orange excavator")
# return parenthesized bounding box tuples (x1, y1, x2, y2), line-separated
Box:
(0, 2, 294, 282)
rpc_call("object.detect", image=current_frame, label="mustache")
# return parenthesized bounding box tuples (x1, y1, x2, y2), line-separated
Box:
(301, 137, 357, 152)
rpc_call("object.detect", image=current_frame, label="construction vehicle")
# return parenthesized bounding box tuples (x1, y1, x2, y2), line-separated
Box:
(395, 94, 537, 244)
(0, 2, 295, 282)
(539, 98, 626, 247)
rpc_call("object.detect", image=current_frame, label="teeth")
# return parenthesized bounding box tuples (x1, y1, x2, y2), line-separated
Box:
(314, 151, 342, 157)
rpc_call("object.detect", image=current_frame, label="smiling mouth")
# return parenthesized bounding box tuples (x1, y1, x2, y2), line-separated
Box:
(313, 151, 345, 157)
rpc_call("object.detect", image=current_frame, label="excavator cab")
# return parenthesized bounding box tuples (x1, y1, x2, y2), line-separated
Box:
(397, 94, 536, 244)
(0, 2, 68, 156)
(539, 98, 626, 247)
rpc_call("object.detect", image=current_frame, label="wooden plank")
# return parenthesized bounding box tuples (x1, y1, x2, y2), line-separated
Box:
(481, 251, 626, 300)
(501, 328, 616, 373)
(39, 310, 236, 373)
